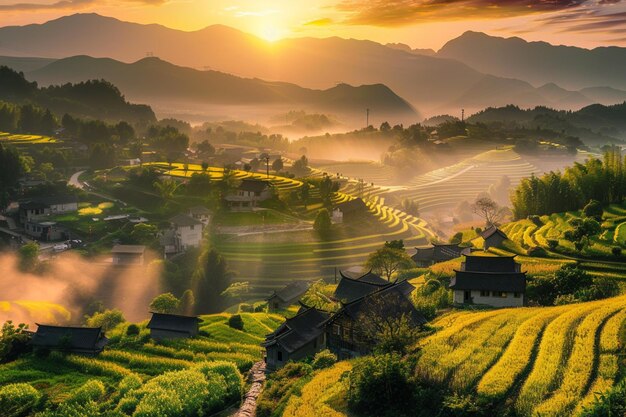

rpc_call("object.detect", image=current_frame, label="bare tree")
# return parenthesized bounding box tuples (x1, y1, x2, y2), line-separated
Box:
(472, 196, 507, 227)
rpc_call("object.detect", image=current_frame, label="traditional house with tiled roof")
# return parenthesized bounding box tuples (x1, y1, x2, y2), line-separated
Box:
(332, 270, 391, 303)
(267, 281, 311, 311)
(147, 312, 201, 340)
(263, 305, 329, 370)
(162, 213, 204, 254)
(480, 226, 508, 249)
(32, 324, 108, 355)
(332, 198, 368, 223)
(225, 179, 272, 211)
(410, 243, 470, 267)
(325, 280, 426, 359)
(450, 255, 526, 307)
(111, 245, 146, 265)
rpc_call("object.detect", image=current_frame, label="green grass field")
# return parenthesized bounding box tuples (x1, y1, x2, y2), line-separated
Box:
(0, 312, 282, 416)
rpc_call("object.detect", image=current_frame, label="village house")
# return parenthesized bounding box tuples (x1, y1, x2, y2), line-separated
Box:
(325, 280, 425, 359)
(450, 254, 526, 307)
(188, 206, 211, 226)
(111, 245, 146, 266)
(162, 213, 204, 254)
(24, 220, 67, 241)
(332, 270, 391, 303)
(224, 179, 272, 211)
(32, 324, 108, 355)
(332, 198, 368, 224)
(19, 195, 78, 224)
(481, 225, 509, 249)
(263, 304, 329, 371)
(410, 243, 470, 267)
(267, 281, 311, 311)
(147, 312, 201, 340)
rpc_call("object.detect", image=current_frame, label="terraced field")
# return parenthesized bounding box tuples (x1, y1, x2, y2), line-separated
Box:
(0, 301, 71, 325)
(144, 162, 303, 193)
(418, 296, 626, 416)
(499, 203, 626, 279)
(0, 312, 282, 415)
(388, 147, 540, 213)
(288, 297, 626, 417)
(313, 161, 400, 186)
(0, 132, 56, 144)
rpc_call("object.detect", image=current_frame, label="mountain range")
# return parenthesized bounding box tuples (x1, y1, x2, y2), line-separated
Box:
(1, 14, 625, 120)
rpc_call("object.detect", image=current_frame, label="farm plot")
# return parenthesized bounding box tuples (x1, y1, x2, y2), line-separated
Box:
(215, 190, 434, 296)
(0, 312, 282, 416)
(388, 147, 540, 213)
(0, 132, 56, 144)
(417, 296, 626, 416)
(312, 161, 400, 186)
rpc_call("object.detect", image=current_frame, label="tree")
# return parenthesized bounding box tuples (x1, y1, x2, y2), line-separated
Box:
(228, 314, 244, 330)
(0, 143, 23, 203)
(272, 157, 284, 172)
(384, 240, 405, 250)
(472, 196, 506, 227)
(179, 290, 195, 315)
(357, 292, 421, 354)
(313, 209, 332, 238)
(612, 246, 622, 257)
(85, 309, 125, 331)
(194, 248, 232, 313)
(583, 199, 603, 220)
(153, 178, 180, 200)
(0, 321, 31, 363)
(149, 293, 180, 314)
(18, 242, 39, 272)
(130, 223, 158, 247)
(186, 173, 212, 197)
(221, 282, 250, 305)
(300, 182, 310, 209)
(365, 246, 414, 281)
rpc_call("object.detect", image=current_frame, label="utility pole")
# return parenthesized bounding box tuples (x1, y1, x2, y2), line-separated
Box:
(366, 108, 370, 128)
(461, 108, 465, 123)
(265, 156, 270, 178)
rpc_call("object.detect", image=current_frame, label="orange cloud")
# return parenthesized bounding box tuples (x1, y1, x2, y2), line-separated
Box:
(334, 0, 617, 26)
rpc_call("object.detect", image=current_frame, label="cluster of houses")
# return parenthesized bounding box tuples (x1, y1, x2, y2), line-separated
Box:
(30, 312, 201, 355)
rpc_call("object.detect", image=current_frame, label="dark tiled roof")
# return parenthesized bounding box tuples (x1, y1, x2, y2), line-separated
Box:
(147, 313, 200, 334)
(170, 213, 203, 227)
(262, 307, 329, 353)
(328, 280, 426, 326)
(340, 270, 388, 285)
(411, 244, 468, 262)
(463, 255, 519, 273)
(333, 274, 391, 303)
(111, 245, 146, 254)
(238, 179, 270, 193)
(481, 226, 508, 240)
(269, 281, 311, 303)
(22, 195, 79, 209)
(450, 271, 526, 292)
(335, 198, 367, 214)
(32, 325, 108, 352)
(188, 206, 211, 215)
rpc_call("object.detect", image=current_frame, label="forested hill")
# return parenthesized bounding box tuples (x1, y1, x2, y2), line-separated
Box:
(0, 66, 155, 124)
(467, 103, 626, 144)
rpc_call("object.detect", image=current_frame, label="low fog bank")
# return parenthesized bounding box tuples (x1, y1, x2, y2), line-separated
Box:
(0, 251, 161, 326)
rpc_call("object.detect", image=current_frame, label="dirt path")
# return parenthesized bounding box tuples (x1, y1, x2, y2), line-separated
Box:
(233, 361, 266, 417)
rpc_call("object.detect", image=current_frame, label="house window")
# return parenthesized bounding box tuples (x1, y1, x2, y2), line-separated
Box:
(255, 192, 261, 196)
(343, 327, 351, 339)
(514, 292, 521, 298)
(332, 324, 340, 335)
(480, 290, 489, 297)
(464, 291, 471, 301)
(277, 351, 283, 361)
(495, 292, 507, 298)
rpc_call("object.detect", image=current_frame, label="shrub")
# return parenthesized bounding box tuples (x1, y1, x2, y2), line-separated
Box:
(612, 246, 622, 257)
(311, 349, 337, 370)
(348, 354, 415, 417)
(85, 309, 125, 331)
(583, 199, 603, 220)
(150, 293, 180, 314)
(0, 321, 32, 364)
(527, 246, 548, 257)
(0, 383, 41, 417)
(547, 239, 559, 250)
(193, 361, 243, 403)
(126, 324, 140, 336)
(581, 380, 626, 416)
(254, 304, 267, 312)
(228, 314, 244, 330)
(67, 380, 106, 404)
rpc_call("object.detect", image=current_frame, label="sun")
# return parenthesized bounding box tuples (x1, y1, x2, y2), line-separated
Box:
(259, 25, 285, 42)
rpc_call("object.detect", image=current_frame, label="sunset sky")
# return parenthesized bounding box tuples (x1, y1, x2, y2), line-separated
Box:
(1, 0, 625, 49)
